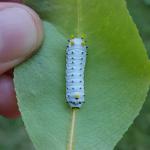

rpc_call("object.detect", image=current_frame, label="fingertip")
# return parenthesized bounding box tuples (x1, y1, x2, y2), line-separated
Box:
(0, 75, 20, 119)
(0, 0, 23, 3)
(0, 3, 44, 74)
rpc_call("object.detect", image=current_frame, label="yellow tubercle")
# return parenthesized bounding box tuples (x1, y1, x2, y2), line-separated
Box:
(81, 33, 86, 39)
(70, 41, 74, 46)
(70, 35, 75, 39)
(74, 93, 80, 99)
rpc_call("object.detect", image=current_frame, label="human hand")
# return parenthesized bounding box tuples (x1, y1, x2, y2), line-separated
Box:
(0, 2, 44, 118)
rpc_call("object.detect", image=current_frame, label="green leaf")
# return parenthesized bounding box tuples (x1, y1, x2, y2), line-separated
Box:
(115, 1, 150, 149)
(14, 0, 150, 149)
(126, 0, 150, 56)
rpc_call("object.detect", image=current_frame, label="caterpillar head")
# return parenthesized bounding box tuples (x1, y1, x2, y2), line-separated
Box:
(68, 38, 87, 48)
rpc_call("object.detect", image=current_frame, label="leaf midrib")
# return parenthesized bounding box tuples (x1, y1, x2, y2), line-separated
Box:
(67, 0, 82, 150)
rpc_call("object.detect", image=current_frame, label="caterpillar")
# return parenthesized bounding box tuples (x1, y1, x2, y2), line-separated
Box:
(66, 37, 88, 108)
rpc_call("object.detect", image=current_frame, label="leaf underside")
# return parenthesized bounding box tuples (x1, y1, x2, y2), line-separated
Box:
(14, 0, 150, 150)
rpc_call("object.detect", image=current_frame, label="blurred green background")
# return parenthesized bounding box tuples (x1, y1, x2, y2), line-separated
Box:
(1, 0, 150, 149)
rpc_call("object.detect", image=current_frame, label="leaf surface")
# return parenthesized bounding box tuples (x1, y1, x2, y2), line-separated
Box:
(14, 0, 150, 149)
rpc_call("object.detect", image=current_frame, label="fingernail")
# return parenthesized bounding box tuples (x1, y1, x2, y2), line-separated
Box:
(0, 3, 43, 74)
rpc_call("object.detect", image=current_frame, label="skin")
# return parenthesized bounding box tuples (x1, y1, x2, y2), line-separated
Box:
(0, 1, 44, 118)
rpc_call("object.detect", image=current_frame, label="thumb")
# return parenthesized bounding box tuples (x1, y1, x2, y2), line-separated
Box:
(0, 3, 43, 75)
